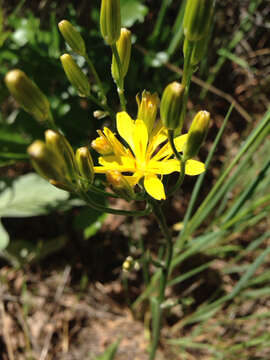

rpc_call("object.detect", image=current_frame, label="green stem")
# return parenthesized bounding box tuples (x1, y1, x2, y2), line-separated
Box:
(87, 184, 121, 199)
(84, 53, 107, 103)
(139, 237, 150, 285)
(149, 201, 173, 360)
(47, 109, 58, 130)
(87, 93, 115, 121)
(111, 44, 127, 111)
(168, 129, 182, 162)
(179, 40, 195, 128)
(79, 190, 151, 216)
(167, 129, 186, 196)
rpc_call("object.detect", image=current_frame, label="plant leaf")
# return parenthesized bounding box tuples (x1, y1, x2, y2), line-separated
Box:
(0, 173, 69, 217)
(120, 0, 148, 27)
(0, 220, 9, 250)
(73, 207, 107, 239)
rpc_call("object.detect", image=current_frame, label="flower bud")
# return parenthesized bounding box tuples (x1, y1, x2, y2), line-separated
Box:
(106, 170, 135, 201)
(136, 91, 160, 134)
(100, 0, 121, 45)
(76, 147, 94, 187)
(5, 70, 51, 122)
(58, 20, 86, 56)
(183, 110, 210, 160)
(45, 130, 77, 183)
(111, 28, 131, 82)
(160, 82, 185, 130)
(27, 140, 66, 181)
(122, 256, 134, 272)
(183, 0, 215, 42)
(91, 131, 113, 155)
(60, 54, 90, 97)
(93, 110, 107, 119)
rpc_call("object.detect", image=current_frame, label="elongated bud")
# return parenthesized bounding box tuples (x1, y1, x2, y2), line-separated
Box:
(91, 131, 113, 155)
(76, 147, 94, 187)
(45, 130, 77, 182)
(111, 28, 131, 82)
(136, 91, 160, 134)
(183, 0, 215, 42)
(27, 140, 66, 181)
(58, 20, 86, 56)
(160, 82, 185, 130)
(106, 170, 135, 201)
(5, 70, 51, 122)
(60, 54, 90, 97)
(100, 0, 121, 45)
(183, 110, 210, 160)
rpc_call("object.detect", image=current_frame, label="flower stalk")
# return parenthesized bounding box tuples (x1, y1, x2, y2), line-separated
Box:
(149, 200, 174, 360)
(111, 43, 127, 111)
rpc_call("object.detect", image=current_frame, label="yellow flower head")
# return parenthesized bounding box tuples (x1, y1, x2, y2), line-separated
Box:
(93, 112, 205, 200)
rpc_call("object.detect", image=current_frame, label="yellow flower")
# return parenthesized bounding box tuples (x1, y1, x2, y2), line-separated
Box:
(93, 112, 205, 200)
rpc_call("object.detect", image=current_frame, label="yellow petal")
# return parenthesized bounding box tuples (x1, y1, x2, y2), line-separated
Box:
(103, 127, 127, 156)
(148, 158, 205, 176)
(116, 111, 135, 150)
(147, 122, 168, 158)
(96, 155, 135, 172)
(153, 134, 188, 161)
(133, 119, 148, 162)
(144, 174, 166, 200)
(148, 159, 180, 175)
(185, 159, 205, 175)
(124, 173, 142, 187)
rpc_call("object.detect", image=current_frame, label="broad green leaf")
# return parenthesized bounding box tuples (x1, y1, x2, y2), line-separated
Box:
(120, 0, 148, 27)
(0, 220, 9, 250)
(0, 173, 69, 217)
(73, 207, 107, 239)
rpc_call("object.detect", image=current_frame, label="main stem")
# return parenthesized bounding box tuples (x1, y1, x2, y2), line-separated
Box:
(84, 53, 107, 104)
(149, 201, 173, 360)
(111, 44, 127, 111)
(179, 40, 194, 128)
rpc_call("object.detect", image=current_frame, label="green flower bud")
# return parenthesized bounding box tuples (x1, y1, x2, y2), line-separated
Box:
(60, 54, 90, 97)
(136, 90, 160, 134)
(45, 130, 77, 183)
(106, 170, 135, 201)
(76, 147, 94, 188)
(111, 28, 131, 82)
(100, 0, 121, 45)
(58, 20, 86, 56)
(183, 0, 215, 42)
(183, 110, 210, 160)
(160, 82, 185, 130)
(27, 140, 66, 181)
(5, 69, 51, 122)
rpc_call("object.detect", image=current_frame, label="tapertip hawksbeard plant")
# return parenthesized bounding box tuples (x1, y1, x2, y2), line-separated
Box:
(4, 0, 215, 358)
